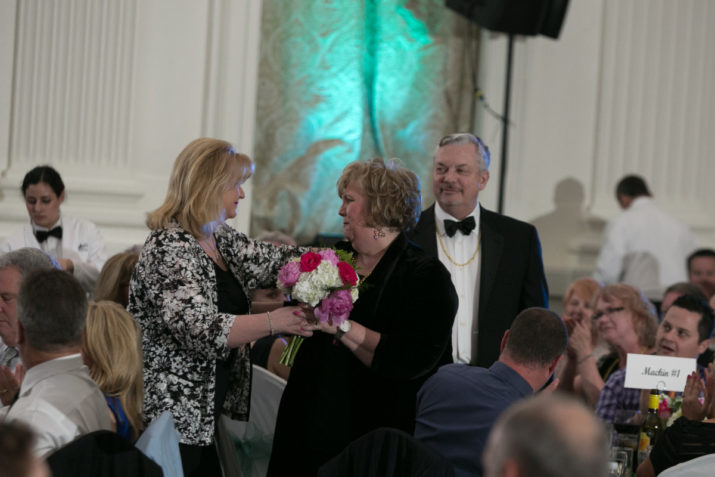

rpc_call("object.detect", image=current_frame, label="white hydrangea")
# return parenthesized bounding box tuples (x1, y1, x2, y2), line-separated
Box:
(351, 287, 359, 303)
(292, 261, 342, 306)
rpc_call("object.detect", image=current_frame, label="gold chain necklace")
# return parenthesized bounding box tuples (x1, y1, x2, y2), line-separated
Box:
(436, 225, 481, 267)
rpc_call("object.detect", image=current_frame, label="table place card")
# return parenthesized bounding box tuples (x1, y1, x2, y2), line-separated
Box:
(624, 353, 697, 392)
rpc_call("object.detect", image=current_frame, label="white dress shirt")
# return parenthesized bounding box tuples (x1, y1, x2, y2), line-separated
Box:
(594, 197, 698, 299)
(435, 203, 481, 363)
(0, 215, 107, 293)
(0, 354, 112, 456)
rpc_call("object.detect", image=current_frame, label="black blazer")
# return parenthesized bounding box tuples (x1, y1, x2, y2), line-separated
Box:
(410, 205, 548, 367)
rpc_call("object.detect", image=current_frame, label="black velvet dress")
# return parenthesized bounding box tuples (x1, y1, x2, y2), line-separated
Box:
(267, 233, 458, 476)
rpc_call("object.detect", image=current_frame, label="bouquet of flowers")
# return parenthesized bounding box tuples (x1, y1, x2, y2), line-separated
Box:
(276, 249, 360, 366)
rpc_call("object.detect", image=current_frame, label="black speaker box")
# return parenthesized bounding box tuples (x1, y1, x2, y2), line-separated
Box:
(446, 0, 569, 39)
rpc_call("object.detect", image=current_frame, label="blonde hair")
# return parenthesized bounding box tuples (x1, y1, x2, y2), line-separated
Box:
(146, 138, 254, 237)
(595, 284, 658, 348)
(563, 278, 602, 308)
(337, 157, 421, 231)
(82, 301, 144, 440)
(93, 252, 139, 306)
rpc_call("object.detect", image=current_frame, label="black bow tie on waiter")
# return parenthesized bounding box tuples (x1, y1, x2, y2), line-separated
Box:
(35, 226, 63, 243)
(443, 216, 476, 237)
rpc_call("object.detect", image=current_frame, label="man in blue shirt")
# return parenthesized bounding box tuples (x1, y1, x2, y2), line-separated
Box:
(414, 307, 567, 477)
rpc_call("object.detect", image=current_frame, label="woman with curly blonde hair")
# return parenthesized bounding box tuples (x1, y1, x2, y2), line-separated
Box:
(82, 300, 144, 441)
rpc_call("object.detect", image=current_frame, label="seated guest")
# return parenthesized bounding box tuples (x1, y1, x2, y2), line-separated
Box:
(596, 293, 711, 422)
(82, 301, 144, 441)
(0, 421, 50, 477)
(592, 285, 658, 421)
(269, 158, 458, 476)
(0, 166, 107, 293)
(415, 307, 567, 477)
(483, 393, 608, 477)
(92, 252, 139, 307)
(0, 269, 111, 456)
(688, 248, 715, 298)
(557, 277, 607, 405)
(661, 282, 706, 317)
(637, 327, 715, 477)
(0, 249, 55, 405)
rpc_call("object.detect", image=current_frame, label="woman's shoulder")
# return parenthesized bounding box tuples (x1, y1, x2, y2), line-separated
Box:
(403, 239, 450, 276)
(215, 223, 248, 243)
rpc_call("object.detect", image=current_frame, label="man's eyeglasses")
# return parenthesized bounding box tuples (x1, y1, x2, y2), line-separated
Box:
(592, 306, 625, 321)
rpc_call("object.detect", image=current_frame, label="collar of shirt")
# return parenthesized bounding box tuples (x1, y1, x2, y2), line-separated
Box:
(434, 202, 481, 237)
(31, 216, 63, 233)
(19, 353, 83, 396)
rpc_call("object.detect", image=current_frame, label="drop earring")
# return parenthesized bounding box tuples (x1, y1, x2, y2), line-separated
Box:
(373, 227, 386, 240)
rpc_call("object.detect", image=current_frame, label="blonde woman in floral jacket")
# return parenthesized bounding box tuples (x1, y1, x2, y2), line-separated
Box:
(128, 138, 315, 477)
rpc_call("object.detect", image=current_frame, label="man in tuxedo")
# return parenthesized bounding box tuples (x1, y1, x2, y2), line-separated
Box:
(411, 133, 548, 367)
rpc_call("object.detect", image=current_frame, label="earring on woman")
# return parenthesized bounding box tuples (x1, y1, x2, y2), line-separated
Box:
(373, 227, 385, 240)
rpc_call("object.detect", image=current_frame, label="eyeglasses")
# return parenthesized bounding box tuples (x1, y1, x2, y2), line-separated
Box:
(592, 306, 625, 321)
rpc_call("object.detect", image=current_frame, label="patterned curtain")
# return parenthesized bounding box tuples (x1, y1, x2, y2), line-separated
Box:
(251, 0, 478, 244)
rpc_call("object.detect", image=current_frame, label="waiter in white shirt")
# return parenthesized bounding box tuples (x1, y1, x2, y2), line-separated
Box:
(0, 166, 106, 293)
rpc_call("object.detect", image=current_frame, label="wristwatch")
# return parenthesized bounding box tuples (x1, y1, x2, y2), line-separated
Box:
(334, 320, 352, 341)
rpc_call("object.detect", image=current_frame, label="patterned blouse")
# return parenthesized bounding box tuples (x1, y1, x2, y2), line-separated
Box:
(128, 222, 301, 445)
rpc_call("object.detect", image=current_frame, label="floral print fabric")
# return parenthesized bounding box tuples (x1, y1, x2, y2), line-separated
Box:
(128, 222, 301, 445)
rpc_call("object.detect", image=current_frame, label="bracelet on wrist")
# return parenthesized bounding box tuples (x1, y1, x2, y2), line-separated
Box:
(267, 311, 274, 336)
(578, 353, 594, 365)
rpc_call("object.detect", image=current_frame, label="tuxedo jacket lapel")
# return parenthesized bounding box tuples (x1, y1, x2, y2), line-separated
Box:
(478, 209, 503, 320)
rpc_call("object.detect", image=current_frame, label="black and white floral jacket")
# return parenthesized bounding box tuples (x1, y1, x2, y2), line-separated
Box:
(128, 222, 301, 445)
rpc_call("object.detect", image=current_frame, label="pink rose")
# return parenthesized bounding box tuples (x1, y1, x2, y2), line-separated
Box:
(318, 249, 339, 266)
(314, 289, 354, 325)
(337, 261, 358, 286)
(277, 261, 302, 288)
(300, 252, 322, 272)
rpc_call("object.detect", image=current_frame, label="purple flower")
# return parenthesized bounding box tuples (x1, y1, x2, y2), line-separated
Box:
(318, 249, 340, 266)
(277, 261, 302, 288)
(314, 289, 354, 325)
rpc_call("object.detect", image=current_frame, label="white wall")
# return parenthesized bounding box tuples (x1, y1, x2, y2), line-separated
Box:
(0, 0, 262, 254)
(476, 0, 715, 296)
(2, 0, 713, 300)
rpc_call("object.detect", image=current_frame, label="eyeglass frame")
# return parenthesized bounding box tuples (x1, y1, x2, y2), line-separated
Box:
(592, 306, 625, 321)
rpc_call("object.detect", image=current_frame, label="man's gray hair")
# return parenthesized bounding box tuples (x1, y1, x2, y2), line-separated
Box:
(17, 269, 87, 352)
(0, 248, 55, 276)
(483, 393, 608, 477)
(435, 133, 491, 171)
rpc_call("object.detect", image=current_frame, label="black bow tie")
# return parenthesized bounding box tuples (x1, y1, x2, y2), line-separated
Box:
(35, 226, 63, 243)
(443, 217, 476, 237)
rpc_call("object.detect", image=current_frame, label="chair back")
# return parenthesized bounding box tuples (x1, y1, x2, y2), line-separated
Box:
(47, 430, 163, 477)
(658, 453, 715, 476)
(217, 364, 287, 477)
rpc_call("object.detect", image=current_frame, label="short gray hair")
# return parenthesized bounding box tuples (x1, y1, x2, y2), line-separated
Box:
(0, 248, 55, 277)
(435, 133, 491, 171)
(483, 393, 608, 477)
(17, 269, 87, 352)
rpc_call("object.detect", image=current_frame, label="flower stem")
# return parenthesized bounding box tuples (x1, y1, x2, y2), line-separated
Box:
(279, 336, 305, 367)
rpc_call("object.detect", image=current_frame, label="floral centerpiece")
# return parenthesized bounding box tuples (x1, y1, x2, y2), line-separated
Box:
(276, 249, 360, 366)
(659, 392, 704, 427)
